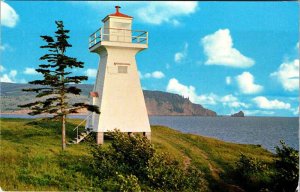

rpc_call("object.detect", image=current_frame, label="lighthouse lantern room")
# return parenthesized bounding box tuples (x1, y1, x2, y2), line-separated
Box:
(86, 6, 151, 144)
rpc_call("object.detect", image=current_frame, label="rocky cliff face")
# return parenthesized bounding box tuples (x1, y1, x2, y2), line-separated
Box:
(143, 90, 217, 116)
(1, 83, 217, 116)
(231, 111, 245, 117)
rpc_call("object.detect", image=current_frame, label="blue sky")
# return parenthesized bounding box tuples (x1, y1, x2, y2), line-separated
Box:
(1, 1, 299, 117)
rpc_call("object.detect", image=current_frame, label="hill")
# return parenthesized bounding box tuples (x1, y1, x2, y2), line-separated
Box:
(0, 82, 216, 116)
(0, 118, 273, 191)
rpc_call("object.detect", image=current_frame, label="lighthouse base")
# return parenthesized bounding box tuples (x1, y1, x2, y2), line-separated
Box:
(143, 132, 151, 141)
(95, 131, 152, 145)
(96, 132, 104, 145)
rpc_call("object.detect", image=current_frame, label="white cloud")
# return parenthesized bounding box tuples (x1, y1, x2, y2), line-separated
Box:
(0, 69, 17, 83)
(236, 72, 263, 94)
(141, 71, 165, 79)
(0, 65, 5, 72)
(201, 29, 254, 68)
(166, 78, 252, 109)
(136, 2, 198, 25)
(166, 78, 217, 105)
(220, 94, 249, 108)
(225, 76, 231, 85)
(296, 42, 299, 49)
(174, 53, 184, 63)
(166, 78, 198, 102)
(84, 68, 97, 78)
(80, 2, 197, 26)
(152, 71, 165, 79)
(0, 74, 13, 83)
(197, 93, 218, 105)
(9, 70, 17, 78)
(252, 96, 291, 110)
(24, 67, 38, 75)
(174, 43, 188, 63)
(244, 110, 275, 116)
(270, 59, 299, 92)
(1, 1, 19, 28)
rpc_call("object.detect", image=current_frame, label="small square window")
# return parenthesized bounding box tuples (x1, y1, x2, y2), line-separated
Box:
(118, 66, 128, 74)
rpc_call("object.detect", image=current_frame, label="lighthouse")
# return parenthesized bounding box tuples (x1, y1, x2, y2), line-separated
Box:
(86, 6, 151, 144)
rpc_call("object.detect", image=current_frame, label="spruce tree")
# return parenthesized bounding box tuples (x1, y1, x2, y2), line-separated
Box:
(19, 21, 99, 150)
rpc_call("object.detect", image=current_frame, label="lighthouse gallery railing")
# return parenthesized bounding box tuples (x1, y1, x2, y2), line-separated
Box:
(89, 27, 148, 48)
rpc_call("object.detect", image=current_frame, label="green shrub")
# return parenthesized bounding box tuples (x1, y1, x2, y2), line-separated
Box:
(90, 130, 208, 191)
(272, 140, 299, 192)
(147, 153, 207, 191)
(233, 153, 271, 191)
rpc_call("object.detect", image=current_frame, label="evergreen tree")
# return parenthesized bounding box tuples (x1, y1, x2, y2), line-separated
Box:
(19, 21, 99, 150)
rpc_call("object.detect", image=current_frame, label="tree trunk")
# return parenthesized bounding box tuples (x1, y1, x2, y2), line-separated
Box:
(62, 114, 66, 150)
(61, 66, 66, 151)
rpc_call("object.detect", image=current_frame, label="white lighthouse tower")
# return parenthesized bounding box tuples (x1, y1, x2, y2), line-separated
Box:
(86, 6, 151, 144)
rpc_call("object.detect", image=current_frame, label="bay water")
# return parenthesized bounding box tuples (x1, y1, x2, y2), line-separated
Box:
(1, 114, 298, 152)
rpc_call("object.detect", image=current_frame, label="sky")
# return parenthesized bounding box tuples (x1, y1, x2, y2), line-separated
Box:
(1, 1, 299, 117)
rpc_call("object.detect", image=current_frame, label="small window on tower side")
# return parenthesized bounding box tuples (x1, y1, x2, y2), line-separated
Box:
(118, 66, 128, 74)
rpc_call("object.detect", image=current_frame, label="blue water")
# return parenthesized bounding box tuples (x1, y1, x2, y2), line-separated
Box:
(149, 116, 299, 152)
(1, 114, 298, 152)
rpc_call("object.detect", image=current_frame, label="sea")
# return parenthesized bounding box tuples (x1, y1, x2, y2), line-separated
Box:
(1, 114, 298, 152)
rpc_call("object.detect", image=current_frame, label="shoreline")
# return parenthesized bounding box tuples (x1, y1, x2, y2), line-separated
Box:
(0, 112, 297, 118)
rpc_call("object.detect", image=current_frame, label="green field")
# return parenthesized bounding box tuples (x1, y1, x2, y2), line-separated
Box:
(0, 118, 274, 191)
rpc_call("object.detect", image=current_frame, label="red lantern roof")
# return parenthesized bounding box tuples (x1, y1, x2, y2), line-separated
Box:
(103, 6, 133, 22)
(110, 6, 132, 18)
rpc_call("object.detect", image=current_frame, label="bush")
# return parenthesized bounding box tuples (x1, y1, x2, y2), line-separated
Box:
(90, 130, 207, 191)
(233, 153, 271, 191)
(272, 140, 299, 192)
(146, 153, 207, 191)
(232, 141, 299, 192)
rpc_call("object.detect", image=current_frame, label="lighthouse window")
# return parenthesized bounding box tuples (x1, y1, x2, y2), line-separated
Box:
(118, 66, 128, 74)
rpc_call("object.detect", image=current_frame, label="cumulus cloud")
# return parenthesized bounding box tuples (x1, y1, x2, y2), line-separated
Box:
(136, 2, 198, 25)
(0, 74, 13, 83)
(0, 69, 17, 83)
(166, 78, 198, 102)
(24, 67, 39, 75)
(174, 43, 188, 63)
(81, 2, 197, 26)
(1, 1, 19, 28)
(201, 29, 254, 68)
(252, 96, 291, 110)
(84, 68, 97, 78)
(236, 72, 263, 94)
(243, 110, 275, 116)
(166, 78, 252, 110)
(167, 78, 249, 107)
(141, 71, 165, 79)
(197, 93, 218, 105)
(270, 59, 299, 92)
(225, 76, 231, 85)
(220, 94, 249, 108)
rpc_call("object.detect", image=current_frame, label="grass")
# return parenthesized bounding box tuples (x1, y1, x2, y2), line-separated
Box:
(0, 118, 274, 191)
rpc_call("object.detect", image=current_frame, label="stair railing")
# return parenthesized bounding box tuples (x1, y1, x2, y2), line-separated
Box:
(73, 113, 93, 143)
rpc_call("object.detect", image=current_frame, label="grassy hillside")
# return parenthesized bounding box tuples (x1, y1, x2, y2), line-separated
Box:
(0, 118, 273, 191)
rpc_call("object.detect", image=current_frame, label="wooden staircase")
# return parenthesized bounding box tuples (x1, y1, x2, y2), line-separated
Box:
(68, 113, 93, 145)
(68, 128, 93, 144)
